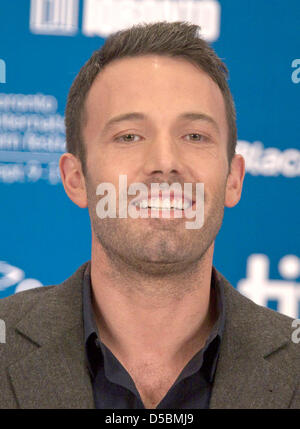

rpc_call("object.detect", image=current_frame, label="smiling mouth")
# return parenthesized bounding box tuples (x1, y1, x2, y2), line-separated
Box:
(132, 198, 194, 211)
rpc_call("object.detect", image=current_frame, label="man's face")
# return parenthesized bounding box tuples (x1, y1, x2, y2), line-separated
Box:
(81, 55, 241, 275)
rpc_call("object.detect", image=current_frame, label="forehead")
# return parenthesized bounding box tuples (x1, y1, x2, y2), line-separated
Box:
(83, 55, 227, 138)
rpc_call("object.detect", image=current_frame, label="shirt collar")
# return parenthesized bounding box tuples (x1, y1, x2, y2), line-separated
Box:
(82, 261, 225, 383)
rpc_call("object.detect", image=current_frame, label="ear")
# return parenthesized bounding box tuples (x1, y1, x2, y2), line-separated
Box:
(225, 154, 246, 208)
(59, 153, 88, 208)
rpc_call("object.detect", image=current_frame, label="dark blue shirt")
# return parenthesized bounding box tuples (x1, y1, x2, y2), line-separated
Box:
(83, 262, 225, 409)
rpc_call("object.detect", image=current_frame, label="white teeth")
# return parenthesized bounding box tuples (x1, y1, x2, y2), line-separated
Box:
(173, 200, 183, 209)
(162, 199, 171, 209)
(136, 198, 191, 210)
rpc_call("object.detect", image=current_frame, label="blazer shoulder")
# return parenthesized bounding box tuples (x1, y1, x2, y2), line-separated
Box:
(0, 285, 56, 322)
(0, 261, 89, 325)
(216, 268, 300, 366)
(216, 267, 296, 328)
(229, 279, 296, 332)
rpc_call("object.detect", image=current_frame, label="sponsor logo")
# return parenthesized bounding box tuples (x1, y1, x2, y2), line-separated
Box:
(237, 254, 300, 318)
(0, 93, 64, 184)
(0, 261, 43, 294)
(83, 0, 220, 42)
(236, 140, 300, 177)
(30, 0, 221, 42)
(30, 0, 79, 35)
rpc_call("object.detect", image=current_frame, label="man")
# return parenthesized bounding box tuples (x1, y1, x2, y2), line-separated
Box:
(0, 21, 299, 409)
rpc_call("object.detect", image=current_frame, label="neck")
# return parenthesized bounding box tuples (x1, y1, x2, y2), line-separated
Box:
(90, 237, 217, 366)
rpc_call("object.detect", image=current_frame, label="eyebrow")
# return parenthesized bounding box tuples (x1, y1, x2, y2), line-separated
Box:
(102, 111, 220, 134)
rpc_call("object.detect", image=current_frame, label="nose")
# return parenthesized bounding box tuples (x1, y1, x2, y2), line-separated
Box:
(142, 133, 185, 179)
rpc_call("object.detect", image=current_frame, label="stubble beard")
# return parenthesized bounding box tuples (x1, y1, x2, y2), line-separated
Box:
(85, 176, 226, 280)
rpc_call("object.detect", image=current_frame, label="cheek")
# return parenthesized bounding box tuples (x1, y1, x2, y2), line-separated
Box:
(86, 149, 113, 181)
(199, 170, 228, 207)
(193, 157, 227, 186)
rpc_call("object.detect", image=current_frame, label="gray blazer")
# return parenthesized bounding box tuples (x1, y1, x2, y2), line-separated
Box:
(0, 261, 299, 409)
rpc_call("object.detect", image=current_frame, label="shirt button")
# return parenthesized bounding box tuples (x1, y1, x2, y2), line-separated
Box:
(95, 338, 101, 349)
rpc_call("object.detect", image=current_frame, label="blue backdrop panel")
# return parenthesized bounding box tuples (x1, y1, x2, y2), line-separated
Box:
(0, 0, 299, 318)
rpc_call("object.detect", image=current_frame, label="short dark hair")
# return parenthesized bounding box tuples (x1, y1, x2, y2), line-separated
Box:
(65, 21, 237, 175)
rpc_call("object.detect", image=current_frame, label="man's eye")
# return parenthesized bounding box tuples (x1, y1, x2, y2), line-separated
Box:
(116, 134, 140, 143)
(185, 133, 208, 142)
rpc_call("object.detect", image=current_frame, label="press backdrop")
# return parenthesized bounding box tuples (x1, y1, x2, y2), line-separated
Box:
(0, 0, 299, 319)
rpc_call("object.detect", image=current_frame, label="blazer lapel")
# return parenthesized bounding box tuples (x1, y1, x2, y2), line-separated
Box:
(7, 262, 95, 409)
(8, 326, 94, 408)
(210, 270, 297, 409)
